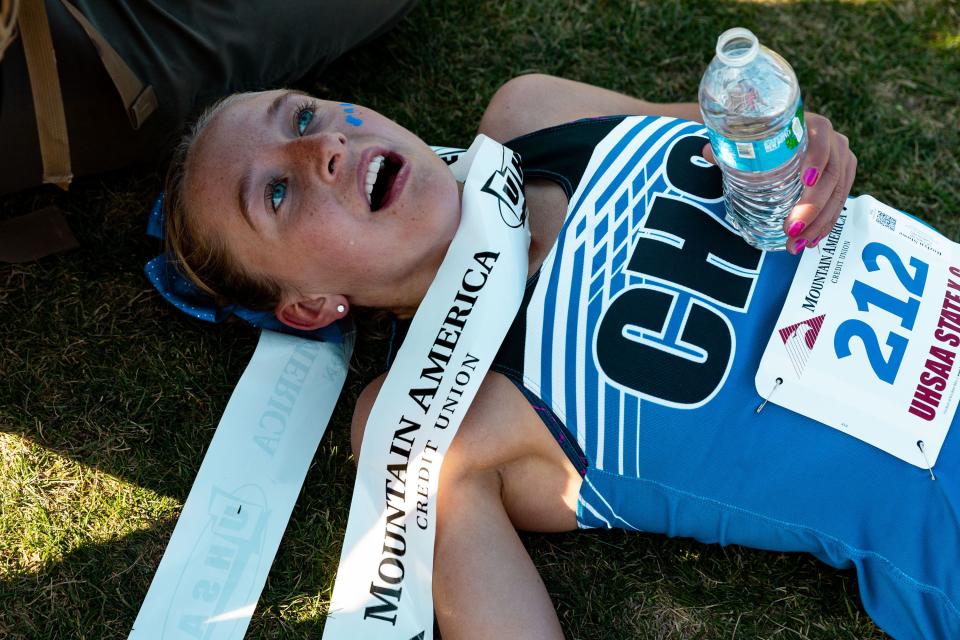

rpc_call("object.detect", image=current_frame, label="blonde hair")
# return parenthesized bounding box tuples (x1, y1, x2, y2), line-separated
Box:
(163, 93, 283, 312)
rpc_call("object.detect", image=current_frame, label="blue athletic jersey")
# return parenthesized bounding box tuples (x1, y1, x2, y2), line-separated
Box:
(500, 116, 960, 640)
(517, 116, 774, 474)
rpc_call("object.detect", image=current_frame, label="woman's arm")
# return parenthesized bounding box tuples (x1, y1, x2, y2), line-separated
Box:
(479, 74, 856, 255)
(478, 74, 701, 141)
(430, 455, 565, 640)
(352, 374, 570, 639)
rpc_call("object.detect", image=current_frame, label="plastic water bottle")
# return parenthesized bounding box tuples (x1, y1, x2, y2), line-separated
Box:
(699, 28, 807, 251)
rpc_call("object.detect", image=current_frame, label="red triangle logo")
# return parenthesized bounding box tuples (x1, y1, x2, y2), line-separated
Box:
(777, 314, 825, 377)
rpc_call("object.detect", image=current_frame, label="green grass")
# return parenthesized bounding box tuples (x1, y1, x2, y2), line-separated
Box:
(1, 0, 958, 637)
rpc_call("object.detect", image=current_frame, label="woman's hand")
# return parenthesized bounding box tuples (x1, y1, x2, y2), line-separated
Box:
(782, 113, 857, 254)
(702, 112, 857, 254)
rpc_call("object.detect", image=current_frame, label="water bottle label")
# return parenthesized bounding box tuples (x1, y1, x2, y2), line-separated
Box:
(708, 102, 806, 172)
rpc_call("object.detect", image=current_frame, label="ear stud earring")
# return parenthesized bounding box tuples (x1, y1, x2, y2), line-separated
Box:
(336, 304, 346, 314)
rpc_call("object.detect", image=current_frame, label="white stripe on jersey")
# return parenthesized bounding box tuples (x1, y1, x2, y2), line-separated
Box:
(525, 117, 702, 473)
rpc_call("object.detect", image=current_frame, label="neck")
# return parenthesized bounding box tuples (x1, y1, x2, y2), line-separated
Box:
(387, 180, 466, 320)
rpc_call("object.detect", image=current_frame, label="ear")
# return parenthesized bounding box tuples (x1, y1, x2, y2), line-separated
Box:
(275, 294, 348, 331)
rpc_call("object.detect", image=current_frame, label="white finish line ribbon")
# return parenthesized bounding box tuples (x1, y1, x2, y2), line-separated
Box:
(322, 135, 530, 639)
(130, 331, 351, 639)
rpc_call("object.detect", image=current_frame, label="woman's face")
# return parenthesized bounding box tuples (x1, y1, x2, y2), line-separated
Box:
(185, 90, 461, 315)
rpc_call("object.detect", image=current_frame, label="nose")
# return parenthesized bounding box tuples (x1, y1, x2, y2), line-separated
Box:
(288, 131, 348, 184)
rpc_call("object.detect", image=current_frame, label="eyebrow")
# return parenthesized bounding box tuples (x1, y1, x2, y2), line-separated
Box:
(238, 168, 256, 232)
(267, 88, 304, 121)
(237, 90, 313, 231)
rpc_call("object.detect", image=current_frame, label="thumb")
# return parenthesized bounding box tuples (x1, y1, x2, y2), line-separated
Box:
(701, 142, 716, 165)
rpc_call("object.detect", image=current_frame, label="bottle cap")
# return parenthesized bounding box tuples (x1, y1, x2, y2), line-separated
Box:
(716, 27, 759, 67)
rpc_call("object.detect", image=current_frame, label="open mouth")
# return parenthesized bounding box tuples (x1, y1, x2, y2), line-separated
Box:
(364, 153, 403, 211)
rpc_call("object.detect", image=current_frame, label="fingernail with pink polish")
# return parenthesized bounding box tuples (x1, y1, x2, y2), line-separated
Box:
(788, 220, 805, 238)
(793, 238, 807, 253)
(803, 167, 819, 187)
(811, 234, 823, 247)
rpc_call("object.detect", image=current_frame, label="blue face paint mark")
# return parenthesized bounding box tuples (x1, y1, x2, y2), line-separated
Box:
(340, 102, 363, 127)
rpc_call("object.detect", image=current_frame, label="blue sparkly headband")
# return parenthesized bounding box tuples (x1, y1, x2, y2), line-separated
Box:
(144, 194, 345, 342)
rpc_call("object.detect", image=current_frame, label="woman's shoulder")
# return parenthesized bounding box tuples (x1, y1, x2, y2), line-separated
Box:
(352, 370, 580, 530)
(351, 371, 558, 475)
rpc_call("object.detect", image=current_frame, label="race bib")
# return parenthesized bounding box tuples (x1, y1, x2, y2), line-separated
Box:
(756, 195, 960, 468)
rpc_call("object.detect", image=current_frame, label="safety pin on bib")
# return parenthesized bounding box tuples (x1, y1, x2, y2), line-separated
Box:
(755, 377, 783, 414)
(917, 440, 937, 481)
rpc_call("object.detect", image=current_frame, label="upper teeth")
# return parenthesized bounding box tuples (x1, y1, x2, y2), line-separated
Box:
(365, 155, 384, 205)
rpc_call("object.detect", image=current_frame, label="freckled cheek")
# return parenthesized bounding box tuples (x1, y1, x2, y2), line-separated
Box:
(325, 232, 367, 264)
(277, 233, 327, 278)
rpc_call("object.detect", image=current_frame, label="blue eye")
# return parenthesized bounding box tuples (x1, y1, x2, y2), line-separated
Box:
(295, 104, 314, 135)
(268, 180, 287, 212)
(266, 101, 316, 213)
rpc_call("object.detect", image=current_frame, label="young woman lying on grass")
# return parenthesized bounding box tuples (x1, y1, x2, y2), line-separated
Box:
(162, 73, 959, 639)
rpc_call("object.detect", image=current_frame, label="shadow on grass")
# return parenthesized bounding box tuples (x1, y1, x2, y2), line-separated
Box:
(0, 524, 881, 640)
(0, 521, 173, 639)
